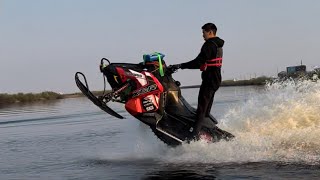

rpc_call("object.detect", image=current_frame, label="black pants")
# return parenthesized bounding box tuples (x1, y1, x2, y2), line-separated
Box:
(194, 81, 219, 134)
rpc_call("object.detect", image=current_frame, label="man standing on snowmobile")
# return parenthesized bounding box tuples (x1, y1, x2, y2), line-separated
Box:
(169, 22, 224, 140)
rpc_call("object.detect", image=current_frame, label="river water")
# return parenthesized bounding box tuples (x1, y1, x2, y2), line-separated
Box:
(1, 80, 320, 179)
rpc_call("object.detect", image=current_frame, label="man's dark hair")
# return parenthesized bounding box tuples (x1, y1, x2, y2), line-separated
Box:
(202, 23, 217, 34)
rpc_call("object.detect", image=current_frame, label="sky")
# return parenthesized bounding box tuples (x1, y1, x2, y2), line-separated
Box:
(1, 0, 320, 93)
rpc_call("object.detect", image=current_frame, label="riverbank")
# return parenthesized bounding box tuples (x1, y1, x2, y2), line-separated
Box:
(0, 90, 111, 107)
(182, 76, 272, 89)
(61, 90, 111, 99)
(0, 91, 64, 106)
(0, 76, 272, 107)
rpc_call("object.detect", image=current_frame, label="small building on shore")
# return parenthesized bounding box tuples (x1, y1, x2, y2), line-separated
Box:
(278, 63, 319, 79)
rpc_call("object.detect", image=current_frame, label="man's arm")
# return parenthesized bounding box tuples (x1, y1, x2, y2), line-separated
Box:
(180, 42, 214, 69)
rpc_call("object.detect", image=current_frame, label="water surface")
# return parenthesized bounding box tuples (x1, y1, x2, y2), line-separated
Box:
(1, 82, 320, 179)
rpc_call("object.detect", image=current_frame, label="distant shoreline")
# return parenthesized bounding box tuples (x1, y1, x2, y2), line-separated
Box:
(182, 76, 273, 89)
(0, 76, 272, 107)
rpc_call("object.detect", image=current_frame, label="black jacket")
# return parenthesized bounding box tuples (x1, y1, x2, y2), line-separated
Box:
(180, 37, 224, 89)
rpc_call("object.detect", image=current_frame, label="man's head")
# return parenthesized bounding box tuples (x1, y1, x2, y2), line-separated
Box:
(202, 23, 217, 41)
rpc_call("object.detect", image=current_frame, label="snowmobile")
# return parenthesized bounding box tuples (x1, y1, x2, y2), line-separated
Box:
(74, 53, 234, 146)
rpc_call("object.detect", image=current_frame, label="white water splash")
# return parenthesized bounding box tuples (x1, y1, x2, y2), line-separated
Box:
(160, 79, 320, 164)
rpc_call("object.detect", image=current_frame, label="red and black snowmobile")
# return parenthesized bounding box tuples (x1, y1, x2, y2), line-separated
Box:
(75, 53, 234, 146)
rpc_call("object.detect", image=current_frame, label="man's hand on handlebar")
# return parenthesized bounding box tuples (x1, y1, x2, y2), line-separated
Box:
(167, 64, 181, 73)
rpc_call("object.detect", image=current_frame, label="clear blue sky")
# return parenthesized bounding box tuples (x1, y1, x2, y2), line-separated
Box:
(1, 0, 320, 93)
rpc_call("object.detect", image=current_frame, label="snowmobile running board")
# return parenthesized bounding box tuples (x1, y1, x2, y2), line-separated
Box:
(155, 116, 184, 143)
(156, 126, 184, 143)
(75, 72, 124, 119)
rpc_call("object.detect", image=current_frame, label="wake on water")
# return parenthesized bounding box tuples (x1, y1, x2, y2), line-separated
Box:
(101, 79, 320, 165)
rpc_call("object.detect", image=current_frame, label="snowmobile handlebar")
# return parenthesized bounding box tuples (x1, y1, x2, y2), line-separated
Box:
(166, 65, 180, 75)
(101, 58, 111, 66)
(100, 58, 111, 72)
